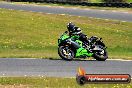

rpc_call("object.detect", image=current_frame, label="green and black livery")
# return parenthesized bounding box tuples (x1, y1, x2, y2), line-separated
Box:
(58, 31, 108, 61)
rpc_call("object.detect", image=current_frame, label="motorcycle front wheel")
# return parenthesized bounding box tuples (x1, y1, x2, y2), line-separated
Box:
(58, 46, 75, 61)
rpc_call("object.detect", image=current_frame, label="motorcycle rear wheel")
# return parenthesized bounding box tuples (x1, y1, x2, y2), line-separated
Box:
(93, 49, 108, 61)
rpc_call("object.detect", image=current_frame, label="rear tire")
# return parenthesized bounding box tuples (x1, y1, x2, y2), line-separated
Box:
(94, 49, 108, 61)
(58, 46, 75, 61)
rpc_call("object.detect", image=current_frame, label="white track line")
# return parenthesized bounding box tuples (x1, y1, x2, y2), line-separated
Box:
(1, 57, 131, 61)
(59, 14, 66, 15)
(108, 59, 132, 62)
(105, 19, 109, 21)
(3, 58, 131, 61)
(122, 21, 127, 22)
(123, 12, 129, 14)
(9, 58, 37, 60)
(46, 6, 51, 7)
(78, 16, 82, 18)
(112, 10, 117, 12)
(46, 13, 53, 14)
(59, 7, 64, 8)
(72, 8, 77, 10)
(100, 10, 106, 12)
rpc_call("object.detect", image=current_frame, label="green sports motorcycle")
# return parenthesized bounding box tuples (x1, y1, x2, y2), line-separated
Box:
(58, 31, 108, 61)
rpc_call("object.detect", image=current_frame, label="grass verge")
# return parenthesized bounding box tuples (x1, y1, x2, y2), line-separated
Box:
(0, 77, 131, 88)
(0, 8, 132, 59)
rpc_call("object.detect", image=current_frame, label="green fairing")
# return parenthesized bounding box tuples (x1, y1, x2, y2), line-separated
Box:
(75, 40, 83, 46)
(58, 34, 79, 44)
(75, 39, 93, 57)
(61, 34, 69, 40)
(76, 48, 93, 57)
(58, 33, 93, 58)
(58, 33, 69, 44)
(71, 35, 79, 40)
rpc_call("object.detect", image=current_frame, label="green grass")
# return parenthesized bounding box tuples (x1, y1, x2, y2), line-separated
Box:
(90, 0, 102, 3)
(0, 8, 132, 59)
(128, 0, 132, 2)
(0, 77, 131, 88)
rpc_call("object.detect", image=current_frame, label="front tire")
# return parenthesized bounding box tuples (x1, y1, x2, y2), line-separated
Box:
(58, 46, 75, 61)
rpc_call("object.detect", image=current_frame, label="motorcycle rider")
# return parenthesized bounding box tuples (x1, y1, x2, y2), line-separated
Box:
(67, 22, 89, 45)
